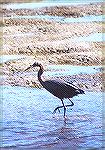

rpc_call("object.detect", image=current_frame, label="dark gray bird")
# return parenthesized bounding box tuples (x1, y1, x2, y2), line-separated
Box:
(24, 62, 85, 117)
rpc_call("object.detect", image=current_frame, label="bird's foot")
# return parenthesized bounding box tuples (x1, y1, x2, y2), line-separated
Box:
(53, 107, 61, 114)
(53, 103, 74, 117)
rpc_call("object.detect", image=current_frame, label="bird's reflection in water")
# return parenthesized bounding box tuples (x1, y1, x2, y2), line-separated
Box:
(41, 117, 85, 150)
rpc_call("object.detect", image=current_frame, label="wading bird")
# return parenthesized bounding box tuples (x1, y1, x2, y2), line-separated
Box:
(24, 62, 85, 117)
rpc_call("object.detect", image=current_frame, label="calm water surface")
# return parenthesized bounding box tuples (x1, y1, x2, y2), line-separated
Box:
(0, 85, 104, 149)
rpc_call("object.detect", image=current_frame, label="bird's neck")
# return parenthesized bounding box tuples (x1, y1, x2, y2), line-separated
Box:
(38, 72, 42, 83)
(38, 67, 44, 85)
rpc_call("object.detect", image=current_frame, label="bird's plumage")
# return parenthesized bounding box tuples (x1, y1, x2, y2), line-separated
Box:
(42, 79, 84, 99)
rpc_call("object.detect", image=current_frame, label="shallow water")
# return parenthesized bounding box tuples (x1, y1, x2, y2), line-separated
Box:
(0, 55, 25, 64)
(45, 65, 101, 77)
(0, 55, 34, 63)
(71, 33, 104, 42)
(4, 0, 103, 10)
(0, 85, 104, 149)
(4, 15, 104, 23)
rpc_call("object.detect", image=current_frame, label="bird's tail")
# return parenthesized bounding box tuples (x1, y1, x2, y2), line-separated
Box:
(78, 89, 85, 94)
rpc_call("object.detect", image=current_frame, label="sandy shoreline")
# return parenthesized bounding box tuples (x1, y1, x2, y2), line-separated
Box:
(1, 2, 104, 91)
(1, 58, 104, 91)
(2, 2, 103, 17)
(2, 19, 103, 65)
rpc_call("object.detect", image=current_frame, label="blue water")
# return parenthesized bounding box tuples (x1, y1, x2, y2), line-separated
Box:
(4, 15, 104, 23)
(45, 65, 101, 77)
(0, 55, 26, 64)
(64, 15, 104, 23)
(0, 55, 34, 63)
(71, 33, 104, 42)
(4, 0, 103, 9)
(0, 85, 104, 149)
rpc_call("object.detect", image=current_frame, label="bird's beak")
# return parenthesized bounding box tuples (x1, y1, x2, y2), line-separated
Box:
(24, 65, 33, 72)
(24, 62, 39, 72)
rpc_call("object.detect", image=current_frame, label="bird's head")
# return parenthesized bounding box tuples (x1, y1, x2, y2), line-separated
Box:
(31, 62, 41, 67)
(24, 62, 43, 72)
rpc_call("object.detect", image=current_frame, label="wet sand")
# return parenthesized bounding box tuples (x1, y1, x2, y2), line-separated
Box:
(1, 2, 104, 91)
(1, 58, 104, 91)
(2, 2, 103, 17)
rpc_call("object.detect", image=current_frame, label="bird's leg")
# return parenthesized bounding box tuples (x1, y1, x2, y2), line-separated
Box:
(53, 99, 74, 115)
(68, 99, 74, 107)
(53, 104, 74, 112)
(53, 107, 61, 114)
(61, 99, 66, 117)
(53, 99, 66, 117)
